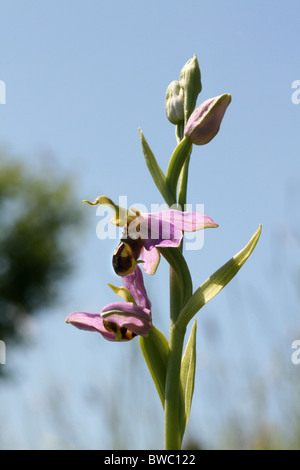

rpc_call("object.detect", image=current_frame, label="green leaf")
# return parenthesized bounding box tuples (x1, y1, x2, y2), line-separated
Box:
(165, 137, 192, 203)
(176, 225, 262, 329)
(179, 320, 197, 438)
(139, 326, 169, 408)
(138, 128, 175, 206)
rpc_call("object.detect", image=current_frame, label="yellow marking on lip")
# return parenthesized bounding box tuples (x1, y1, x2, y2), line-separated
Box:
(120, 244, 133, 257)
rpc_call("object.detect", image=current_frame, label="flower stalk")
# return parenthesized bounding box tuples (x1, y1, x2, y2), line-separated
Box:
(164, 323, 186, 449)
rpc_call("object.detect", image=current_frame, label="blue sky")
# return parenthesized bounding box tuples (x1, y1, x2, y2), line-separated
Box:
(0, 0, 299, 449)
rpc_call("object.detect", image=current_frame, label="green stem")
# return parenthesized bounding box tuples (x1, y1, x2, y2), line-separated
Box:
(177, 109, 192, 211)
(164, 123, 193, 450)
(164, 322, 186, 450)
(178, 154, 191, 210)
(159, 247, 193, 310)
(175, 121, 184, 143)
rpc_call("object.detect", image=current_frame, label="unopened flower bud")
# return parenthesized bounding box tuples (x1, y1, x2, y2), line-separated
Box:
(179, 54, 202, 122)
(165, 81, 184, 124)
(184, 93, 231, 145)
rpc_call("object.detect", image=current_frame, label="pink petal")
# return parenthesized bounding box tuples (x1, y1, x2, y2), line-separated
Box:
(150, 210, 218, 232)
(140, 246, 161, 275)
(66, 312, 116, 341)
(122, 265, 151, 310)
(101, 301, 151, 322)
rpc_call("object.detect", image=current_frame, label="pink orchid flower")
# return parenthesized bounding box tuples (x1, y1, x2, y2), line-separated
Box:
(114, 209, 219, 275)
(83, 196, 218, 276)
(66, 266, 151, 342)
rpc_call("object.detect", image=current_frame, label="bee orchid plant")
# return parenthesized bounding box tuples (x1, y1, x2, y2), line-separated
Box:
(66, 55, 261, 450)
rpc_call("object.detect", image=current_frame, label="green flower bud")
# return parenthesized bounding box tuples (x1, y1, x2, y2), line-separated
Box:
(184, 93, 231, 145)
(179, 54, 202, 123)
(165, 80, 184, 124)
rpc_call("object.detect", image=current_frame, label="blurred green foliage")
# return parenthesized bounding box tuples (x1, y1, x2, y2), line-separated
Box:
(0, 151, 82, 344)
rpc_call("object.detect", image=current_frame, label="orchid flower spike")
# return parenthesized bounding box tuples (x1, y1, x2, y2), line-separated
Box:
(66, 266, 151, 342)
(83, 196, 219, 276)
